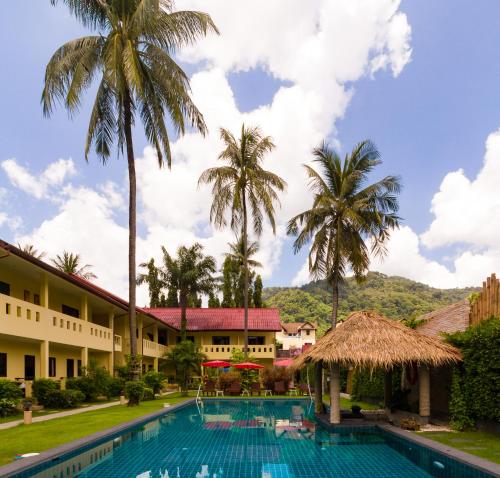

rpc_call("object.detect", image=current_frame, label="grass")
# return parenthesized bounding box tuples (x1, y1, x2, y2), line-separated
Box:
(419, 430, 500, 464)
(0, 393, 190, 466)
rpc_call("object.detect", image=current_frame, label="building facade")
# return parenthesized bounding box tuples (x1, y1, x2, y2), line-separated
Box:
(275, 321, 316, 355)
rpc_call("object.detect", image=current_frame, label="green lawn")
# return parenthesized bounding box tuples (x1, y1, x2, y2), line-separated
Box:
(419, 430, 500, 464)
(0, 393, 190, 466)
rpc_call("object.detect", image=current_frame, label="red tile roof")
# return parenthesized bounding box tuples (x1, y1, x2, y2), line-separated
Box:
(145, 307, 281, 332)
(281, 321, 316, 334)
(416, 299, 470, 339)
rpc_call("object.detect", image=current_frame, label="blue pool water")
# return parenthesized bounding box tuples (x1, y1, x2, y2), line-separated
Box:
(10, 400, 496, 478)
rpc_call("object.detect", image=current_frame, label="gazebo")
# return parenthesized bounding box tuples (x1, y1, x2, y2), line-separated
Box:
(292, 310, 462, 424)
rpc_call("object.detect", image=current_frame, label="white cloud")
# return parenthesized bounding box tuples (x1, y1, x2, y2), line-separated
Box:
(1, 158, 76, 200)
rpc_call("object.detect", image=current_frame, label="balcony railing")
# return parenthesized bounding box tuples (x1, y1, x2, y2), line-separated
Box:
(202, 345, 275, 359)
(142, 339, 170, 358)
(0, 294, 113, 352)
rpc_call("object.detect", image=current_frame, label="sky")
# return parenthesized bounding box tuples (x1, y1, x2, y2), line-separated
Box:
(1, 0, 500, 306)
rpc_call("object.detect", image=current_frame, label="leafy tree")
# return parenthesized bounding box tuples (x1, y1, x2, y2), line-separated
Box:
(44, 0, 218, 368)
(18, 243, 46, 260)
(52, 251, 97, 280)
(199, 125, 286, 357)
(163, 341, 206, 395)
(165, 286, 179, 307)
(253, 275, 263, 308)
(221, 257, 235, 307)
(137, 258, 163, 307)
(287, 141, 401, 328)
(161, 243, 216, 340)
(208, 292, 221, 308)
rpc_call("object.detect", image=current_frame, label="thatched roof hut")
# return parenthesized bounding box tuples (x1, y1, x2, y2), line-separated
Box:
(292, 310, 461, 371)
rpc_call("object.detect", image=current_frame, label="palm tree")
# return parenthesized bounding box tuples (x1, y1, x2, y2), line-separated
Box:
(43, 0, 218, 364)
(199, 125, 286, 358)
(137, 258, 163, 307)
(18, 244, 46, 260)
(52, 251, 97, 280)
(226, 236, 263, 271)
(161, 243, 217, 340)
(287, 140, 401, 420)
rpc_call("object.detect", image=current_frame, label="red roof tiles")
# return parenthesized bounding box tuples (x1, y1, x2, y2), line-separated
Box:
(145, 307, 281, 332)
(416, 299, 470, 339)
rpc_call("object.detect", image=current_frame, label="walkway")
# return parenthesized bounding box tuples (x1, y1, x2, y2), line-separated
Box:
(0, 400, 120, 430)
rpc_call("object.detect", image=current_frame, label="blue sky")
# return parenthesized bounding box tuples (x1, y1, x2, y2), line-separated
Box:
(1, 1, 500, 303)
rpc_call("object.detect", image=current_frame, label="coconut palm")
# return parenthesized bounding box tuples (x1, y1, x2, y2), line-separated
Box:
(226, 236, 263, 271)
(199, 125, 286, 358)
(287, 140, 401, 420)
(161, 243, 217, 340)
(18, 244, 46, 260)
(52, 251, 97, 280)
(43, 0, 218, 362)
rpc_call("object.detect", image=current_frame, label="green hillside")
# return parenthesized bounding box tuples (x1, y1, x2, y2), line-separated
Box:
(264, 272, 477, 335)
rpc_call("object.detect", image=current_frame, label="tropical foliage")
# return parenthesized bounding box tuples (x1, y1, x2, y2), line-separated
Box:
(51, 251, 97, 280)
(18, 243, 46, 260)
(199, 124, 286, 356)
(287, 140, 401, 327)
(137, 258, 165, 307)
(264, 272, 477, 335)
(44, 0, 218, 363)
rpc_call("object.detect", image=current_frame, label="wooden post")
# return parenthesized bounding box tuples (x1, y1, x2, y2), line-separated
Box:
(314, 362, 323, 414)
(384, 369, 393, 410)
(330, 363, 341, 424)
(419, 364, 430, 423)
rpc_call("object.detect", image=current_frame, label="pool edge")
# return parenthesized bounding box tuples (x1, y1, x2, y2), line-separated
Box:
(0, 398, 195, 478)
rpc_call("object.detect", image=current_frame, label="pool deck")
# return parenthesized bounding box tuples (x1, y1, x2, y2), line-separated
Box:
(1, 398, 498, 478)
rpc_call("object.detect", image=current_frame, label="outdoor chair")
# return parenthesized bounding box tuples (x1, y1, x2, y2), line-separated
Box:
(203, 380, 216, 396)
(250, 382, 261, 396)
(274, 381, 286, 395)
(227, 382, 242, 396)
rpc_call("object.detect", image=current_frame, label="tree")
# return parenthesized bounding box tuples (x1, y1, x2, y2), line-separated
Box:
(44, 0, 218, 371)
(165, 287, 179, 307)
(161, 243, 216, 340)
(18, 243, 46, 260)
(221, 257, 235, 307)
(253, 275, 263, 307)
(208, 292, 221, 308)
(52, 251, 97, 280)
(287, 140, 401, 421)
(163, 341, 206, 395)
(137, 258, 163, 307)
(199, 125, 286, 357)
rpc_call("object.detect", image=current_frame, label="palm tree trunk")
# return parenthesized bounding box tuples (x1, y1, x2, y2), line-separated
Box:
(124, 91, 138, 381)
(180, 290, 187, 341)
(242, 194, 249, 360)
(314, 362, 323, 414)
(331, 271, 339, 328)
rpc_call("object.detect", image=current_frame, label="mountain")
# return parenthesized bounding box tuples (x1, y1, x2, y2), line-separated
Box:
(263, 272, 478, 335)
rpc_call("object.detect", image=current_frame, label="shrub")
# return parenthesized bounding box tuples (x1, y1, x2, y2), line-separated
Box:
(400, 417, 420, 431)
(44, 389, 85, 409)
(107, 377, 124, 398)
(261, 367, 291, 391)
(66, 376, 99, 402)
(0, 380, 23, 401)
(143, 387, 155, 401)
(219, 371, 241, 391)
(124, 381, 145, 406)
(351, 369, 384, 402)
(0, 398, 18, 417)
(32, 379, 59, 405)
(143, 371, 165, 395)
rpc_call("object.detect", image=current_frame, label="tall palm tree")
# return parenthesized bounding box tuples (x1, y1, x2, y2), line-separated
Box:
(287, 140, 401, 421)
(161, 243, 217, 341)
(199, 125, 286, 358)
(52, 251, 97, 280)
(18, 244, 46, 260)
(43, 0, 218, 364)
(226, 236, 263, 271)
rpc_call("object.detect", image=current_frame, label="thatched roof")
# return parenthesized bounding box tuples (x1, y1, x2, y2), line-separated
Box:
(292, 310, 461, 370)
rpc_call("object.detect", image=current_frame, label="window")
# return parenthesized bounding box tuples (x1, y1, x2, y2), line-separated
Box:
(248, 336, 265, 345)
(0, 353, 6, 377)
(24, 355, 35, 380)
(77, 360, 82, 376)
(212, 336, 230, 345)
(23, 290, 31, 302)
(0, 281, 10, 296)
(49, 357, 56, 377)
(67, 359, 75, 378)
(305, 330, 311, 336)
(62, 304, 79, 318)
(33, 294, 40, 305)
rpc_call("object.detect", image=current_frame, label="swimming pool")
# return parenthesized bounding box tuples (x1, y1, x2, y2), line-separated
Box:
(4, 399, 498, 478)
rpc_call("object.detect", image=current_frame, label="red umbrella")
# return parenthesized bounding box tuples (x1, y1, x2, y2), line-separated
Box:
(202, 360, 231, 368)
(274, 358, 294, 367)
(233, 362, 264, 369)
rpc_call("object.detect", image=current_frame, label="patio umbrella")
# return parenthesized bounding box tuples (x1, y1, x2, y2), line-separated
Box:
(233, 362, 264, 369)
(274, 358, 294, 367)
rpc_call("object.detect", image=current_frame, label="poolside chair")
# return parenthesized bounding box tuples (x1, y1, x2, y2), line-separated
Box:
(250, 382, 261, 396)
(227, 382, 242, 396)
(274, 381, 286, 395)
(203, 380, 216, 396)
